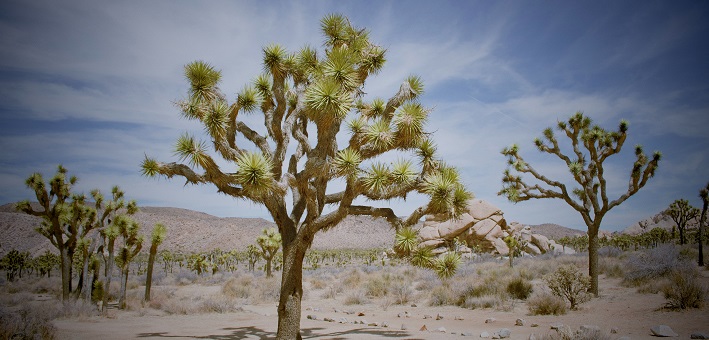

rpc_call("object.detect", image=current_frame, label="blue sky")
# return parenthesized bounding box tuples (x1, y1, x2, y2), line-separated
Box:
(1, 1, 707, 232)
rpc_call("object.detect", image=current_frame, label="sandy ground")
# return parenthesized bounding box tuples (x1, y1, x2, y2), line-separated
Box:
(52, 274, 709, 340)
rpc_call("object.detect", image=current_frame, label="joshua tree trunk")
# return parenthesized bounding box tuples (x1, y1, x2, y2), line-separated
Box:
(101, 239, 115, 314)
(81, 240, 98, 302)
(588, 226, 600, 296)
(145, 245, 157, 302)
(60, 247, 72, 300)
(276, 239, 308, 340)
(119, 266, 129, 309)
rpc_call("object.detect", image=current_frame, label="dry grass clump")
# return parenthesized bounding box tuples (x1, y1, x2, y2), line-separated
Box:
(662, 265, 707, 310)
(527, 291, 567, 315)
(222, 274, 280, 304)
(0, 305, 57, 340)
(343, 290, 368, 305)
(545, 264, 591, 310)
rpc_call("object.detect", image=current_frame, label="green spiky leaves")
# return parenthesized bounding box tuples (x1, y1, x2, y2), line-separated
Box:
(333, 148, 362, 179)
(394, 226, 419, 257)
(235, 152, 274, 195)
(405, 75, 424, 98)
(185, 61, 222, 102)
(423, 166, 471, 217)
(140, 157, 160, 177)
(323, 46, 359, 90)
(204, 101, 229, 139)
(305, 78, 352, 123)
(174, 134, 209, 168)
(433, 252, 461, 281)
(362, 162, 391, 194)
(237, 86, 261, 113)
(263, 44, 288, 78)
(391, 159, 417, 185)
(394, 102, 428, 142)
(365, 119, 394, 151)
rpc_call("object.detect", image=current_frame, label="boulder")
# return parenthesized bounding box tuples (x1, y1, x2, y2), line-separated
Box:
(493, 238, 510, 255)
(531, 234, 550, 253)
(470, 219, 499, 238)
(419, 226, 440, 241)
(420, 239, 445, 248)
(468, 199, 502, 220)
(437, 213, 475, 240)
(525, 242, 542, 256)
(650, 325, 678, 337)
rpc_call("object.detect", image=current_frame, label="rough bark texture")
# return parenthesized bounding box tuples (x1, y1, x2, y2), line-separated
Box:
(145, 246, 158, 302)
(587, 227, 599, 296)
(276, 240, 307, 340)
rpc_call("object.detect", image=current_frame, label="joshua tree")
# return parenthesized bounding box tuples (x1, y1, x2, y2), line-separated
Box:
(16, 165, 95, 300)
(432, 251, 461, 282)
(145, 223, 167, 302)
(256, 227, 281, 277)
(141, 14, 469, 338)
(115, 216, 143, 309)
(664, 199, 699, 245)
(699, 183, 708, 267)
(503, 234, 526, 268)
(500, 112, 661, 296)
(246, 244, 260, 272)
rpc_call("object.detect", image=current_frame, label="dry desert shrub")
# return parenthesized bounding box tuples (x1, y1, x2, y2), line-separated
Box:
(343, 290, 368, 305)
(340, 268, 363, 289)
(429, 284, 457, 306)
(662, 265, 707, 309)
(309, 277, 327, 290)
(222, 275, 255, 299)
(527, 291, 567, 315)
(623, 244, 682, 287)
(0, 291, 34, 307)
(0, 305, 57, 340)
(545, 264, 591, 310)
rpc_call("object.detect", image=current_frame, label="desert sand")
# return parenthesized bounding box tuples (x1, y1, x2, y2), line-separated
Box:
(51, 273, 709, 340)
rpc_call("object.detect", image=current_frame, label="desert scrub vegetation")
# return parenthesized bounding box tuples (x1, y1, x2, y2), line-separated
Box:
(661, 265, 707, 310)
(527, 291, 568, 315)
(622, 244, 698, 294)
(545, 264, 591, 310)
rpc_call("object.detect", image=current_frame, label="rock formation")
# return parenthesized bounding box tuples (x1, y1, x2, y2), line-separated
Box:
(418, 199, 571, 256)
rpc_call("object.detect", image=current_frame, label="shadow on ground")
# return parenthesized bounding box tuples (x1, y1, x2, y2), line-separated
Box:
(137, 326, 423, 339)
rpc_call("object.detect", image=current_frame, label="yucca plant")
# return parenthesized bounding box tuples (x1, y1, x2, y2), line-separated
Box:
(142, 14, 470, 339)
(394, 227, 419, 257)
(433, 252, 461, 282)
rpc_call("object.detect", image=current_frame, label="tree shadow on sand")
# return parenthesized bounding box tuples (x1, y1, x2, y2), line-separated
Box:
(137, 325, 424, 339)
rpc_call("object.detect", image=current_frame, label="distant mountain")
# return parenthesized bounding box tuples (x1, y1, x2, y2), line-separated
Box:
(0, 203, 396, 256)
(527, 223, 586, 241)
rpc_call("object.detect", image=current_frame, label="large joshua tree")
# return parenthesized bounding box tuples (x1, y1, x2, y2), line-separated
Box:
(664, 199, 699, 245)
(141, 14, 470, 339)
(499, 112, 661, 296)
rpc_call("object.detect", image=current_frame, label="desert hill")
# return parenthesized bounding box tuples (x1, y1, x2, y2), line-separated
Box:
(0, 202, 625, 256)
(0, 203, 398, 255)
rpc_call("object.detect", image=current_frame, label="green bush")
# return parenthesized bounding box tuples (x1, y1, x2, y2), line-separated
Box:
(545, 264, 591, 309)
(506, 276, 533, 300)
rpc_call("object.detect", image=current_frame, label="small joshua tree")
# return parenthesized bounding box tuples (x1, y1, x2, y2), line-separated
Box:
(256, 227, 281, 277)
(664, 199, 700, 245)
(433, 251, 461, 283)
(503, 234, 526, 268)
(115, 216, 143, 309)
(500, 112, 661, 296)
(145, 223, 167, 302)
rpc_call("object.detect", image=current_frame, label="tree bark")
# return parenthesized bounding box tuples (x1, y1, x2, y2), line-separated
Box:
(699, 202, 706, 267)
(119, 267, 128, 309)
(145, 246, 157, 302)
(60, 247, 72, 300)
(101, 240, 115, 314)
(276, 239, 307, 340)
(587, 227, 599, 297)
